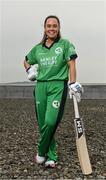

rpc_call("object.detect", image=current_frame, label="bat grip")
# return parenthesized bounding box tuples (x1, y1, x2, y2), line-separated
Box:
(73, 95, 80, 119)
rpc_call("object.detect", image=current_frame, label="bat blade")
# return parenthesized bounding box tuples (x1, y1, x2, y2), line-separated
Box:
(74, 118, 92, 175)
(76, 135, 92, 174)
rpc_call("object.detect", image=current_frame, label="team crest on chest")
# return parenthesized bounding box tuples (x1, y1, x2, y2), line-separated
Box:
(55, 47, 62, 55)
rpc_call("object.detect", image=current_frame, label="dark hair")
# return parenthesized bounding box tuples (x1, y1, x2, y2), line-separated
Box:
(40, 15, 61, 44)
(44, 15, 60, 27)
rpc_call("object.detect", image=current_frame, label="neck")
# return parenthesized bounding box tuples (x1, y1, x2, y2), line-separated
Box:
(45, 38, 55, 47)
(47, 38, 55, 43)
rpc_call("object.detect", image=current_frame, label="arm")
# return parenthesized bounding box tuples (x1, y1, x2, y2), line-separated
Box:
(68, 59, 76, 83)
(23, 59, 38, 81)
(68, 59, 83, 102)
(24, 59, 31, 71)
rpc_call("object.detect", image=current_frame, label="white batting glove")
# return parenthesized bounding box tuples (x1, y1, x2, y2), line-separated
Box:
(68, 82, 83, 102)
(26, 65, 38, 81)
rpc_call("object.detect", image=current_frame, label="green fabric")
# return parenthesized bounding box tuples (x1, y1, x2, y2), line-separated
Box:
(27, 38, 76, 161)
(26, 38, 77, 81)
(34, 81, 67, 161)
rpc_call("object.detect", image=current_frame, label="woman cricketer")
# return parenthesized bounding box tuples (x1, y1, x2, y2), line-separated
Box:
(24, 15, 83, 168)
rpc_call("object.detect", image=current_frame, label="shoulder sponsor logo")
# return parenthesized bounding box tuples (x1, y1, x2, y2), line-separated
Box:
(38, 52, 46, 55)
(52, 100, 60, 108)
(55, 47, 62, 55)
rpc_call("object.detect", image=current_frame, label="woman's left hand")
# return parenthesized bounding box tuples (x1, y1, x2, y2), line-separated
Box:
(68, 82, 83, 102)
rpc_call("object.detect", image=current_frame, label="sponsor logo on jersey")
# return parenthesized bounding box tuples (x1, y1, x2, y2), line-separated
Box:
(55, 47, 62, 55)
(52, 100, 60, 108)
(40, 56, 57, 66)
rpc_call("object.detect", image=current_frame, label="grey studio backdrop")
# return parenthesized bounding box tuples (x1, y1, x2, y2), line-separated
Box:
(0, 0, 106, 98)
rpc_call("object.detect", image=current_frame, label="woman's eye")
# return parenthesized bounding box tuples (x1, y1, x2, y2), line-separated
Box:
(53, 24, 58, 28)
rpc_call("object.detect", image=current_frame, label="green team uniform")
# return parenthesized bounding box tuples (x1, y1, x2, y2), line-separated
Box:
(26, 38, 77, 161)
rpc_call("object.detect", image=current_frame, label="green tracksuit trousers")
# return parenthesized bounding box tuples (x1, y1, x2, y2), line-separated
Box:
(34, 81, 68, 161)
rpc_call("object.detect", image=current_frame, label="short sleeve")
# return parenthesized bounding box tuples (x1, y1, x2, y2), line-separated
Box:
(64, 40, 78, 61)
(25, 46, 37, 65)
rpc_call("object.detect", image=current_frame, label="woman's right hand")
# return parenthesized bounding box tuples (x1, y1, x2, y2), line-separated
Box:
(26, 65, 38, 81)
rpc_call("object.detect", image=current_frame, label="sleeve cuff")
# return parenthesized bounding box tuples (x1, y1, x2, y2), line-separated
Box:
(25, 56, 28, 61)
(70, 54, 78, 60)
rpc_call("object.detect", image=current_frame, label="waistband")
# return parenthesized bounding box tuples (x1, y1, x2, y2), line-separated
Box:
(37, 80, 68, 83)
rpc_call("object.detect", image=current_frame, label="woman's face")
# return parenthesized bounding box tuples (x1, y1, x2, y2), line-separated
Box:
(45, 18, 60, 40)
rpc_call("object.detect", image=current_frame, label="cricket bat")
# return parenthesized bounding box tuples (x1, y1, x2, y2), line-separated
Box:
(72, 95, 92, 175)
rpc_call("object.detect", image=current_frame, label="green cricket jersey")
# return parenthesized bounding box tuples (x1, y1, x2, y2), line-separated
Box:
(26, 38, 78, 81)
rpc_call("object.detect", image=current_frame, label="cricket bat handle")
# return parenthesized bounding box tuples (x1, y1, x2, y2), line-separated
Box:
(73, 95, 80, 119)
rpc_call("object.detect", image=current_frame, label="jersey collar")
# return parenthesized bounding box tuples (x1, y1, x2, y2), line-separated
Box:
(42, 37, 60, 49)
